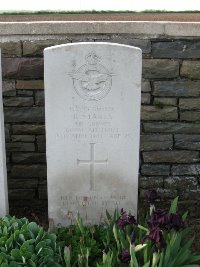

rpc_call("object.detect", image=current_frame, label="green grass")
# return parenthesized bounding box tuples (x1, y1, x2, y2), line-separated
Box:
(1, 9, 200, 15)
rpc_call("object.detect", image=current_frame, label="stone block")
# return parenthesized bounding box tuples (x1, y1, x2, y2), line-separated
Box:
(8, 178, 38, 189)
(152, 41, 200, 59)
(142, 80, 151, 92)
(153, 81, 200, 97)
(2, 58, 44, 79)
(141, 93, 151, 104)
(12, 124, 45, 134)
(164, 176, 197, 190)
(108, 37, 151, 53)
(11, 135, 35, 142)
(12, 152, 46, 164)
(23, 39, 70, 56)
(36, 135, 46, 152)
(16, 80, 44, 90)
(0, 42, 22, 56)
(153, 97, 177, 106)
(143, 59, 179, 79)
(11, 164, 47, 178)
(179, 98, 200, 110)
(3, 97, 34, 107)
(9, 189, 35, 200)
(38, 186, 47, 199)
(174, 134, 200, 150)
(143, 122, 200, 134)
(139, 176, 164, 189)
(141, 164, 170, 176)
(141, 106, 177, 120)
(140, 134, 173, 151)
(5, 124, 10, 142)
(35, 91, 44, 106)
(2, 80, 16, 96)
(17, 90, 33, 96)
(181, 61, 200, 79)
(143, 150, 199, 163)
(6, 142, 35, 152)
(172, 164, 200, 175)
(4, 107, 45, 123)
(180, 111, 200, 121)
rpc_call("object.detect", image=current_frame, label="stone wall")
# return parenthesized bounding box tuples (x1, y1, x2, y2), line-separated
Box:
(1, 22, 200, 217)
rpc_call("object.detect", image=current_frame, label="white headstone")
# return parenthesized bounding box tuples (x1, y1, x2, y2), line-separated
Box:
(0, 50, 9, 216)
(44, 43, 142, 226)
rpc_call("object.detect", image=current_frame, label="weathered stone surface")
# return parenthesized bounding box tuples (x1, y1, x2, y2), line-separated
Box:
(139, 176, 164, 189)
(2, 80, 16, 96)
(6, 142, 35, 152)
(9, 189, 35, 200)
(174, 134, 200, 150)
(8, 178, 38, 189)
(180, 111, 200, 121)
(35, 91, 44, 106)
(181, 61, 200, 79)
(141, 164, 170, 175)
(153, 97, 177, 106)
(164, 177, 197, 190)
(16, 80, 44, 90)
(179, 98, 200, 110)
(142, 80, 151, 92)
(152, 41, 200, 59)
(0, 42, 22, 56)
(140, 134, 173, 151)
(141, 93, 151, 104)
(3, 97, 34, 107)
(2, 58, 44, 79)
(23, 39, 70, 56)
(12, 124, 45, 134)
(172, 164, 200, 175)
(4, 107, 45, 123)
(11, 135, 35, 142)
(143, 150, 199, 163)
(153, 81, 200, 97)
(11, 164, 46, 178)
(12, 152, 46, 163)
(141, 106, 177, 120)
(143, 122, 200, 134)
(143, 59, 179, 79)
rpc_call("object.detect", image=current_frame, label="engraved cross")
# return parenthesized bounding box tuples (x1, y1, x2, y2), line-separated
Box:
(77, 143, 108, 191)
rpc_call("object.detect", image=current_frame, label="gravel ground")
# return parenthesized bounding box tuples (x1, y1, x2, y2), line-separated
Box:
(1, 13, 200, 22)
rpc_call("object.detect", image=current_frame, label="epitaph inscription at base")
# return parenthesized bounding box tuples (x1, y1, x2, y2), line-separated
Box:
(44, 43, 142, 226)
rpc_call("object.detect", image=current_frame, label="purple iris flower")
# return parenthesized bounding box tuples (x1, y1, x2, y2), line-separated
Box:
(117, 209, 137, 229)
(148, 209, 169, 229)
(143, 227, 166, 249)
(148, 209, 185, 231)
(169, 213, 185, 231)
(144, 190, 158, 204)
(119, 249, 131, 264)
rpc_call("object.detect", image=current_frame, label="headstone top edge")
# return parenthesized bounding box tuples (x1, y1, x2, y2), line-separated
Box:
(44, 42, 142, 54)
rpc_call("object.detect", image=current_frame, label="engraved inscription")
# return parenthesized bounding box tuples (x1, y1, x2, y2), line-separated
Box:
(77, 143, 108, 191)
(69, 52, 114, 101)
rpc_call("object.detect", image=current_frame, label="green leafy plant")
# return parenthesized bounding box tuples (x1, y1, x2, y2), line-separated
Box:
(0, 216, 61, 266)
